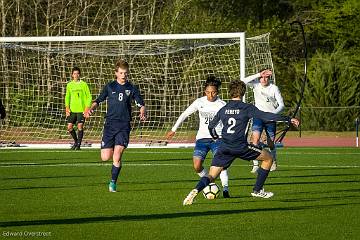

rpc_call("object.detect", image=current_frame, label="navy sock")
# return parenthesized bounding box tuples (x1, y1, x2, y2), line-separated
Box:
(77, 130, 84, 145)
(69, 129, 77, 143)
(111, 165, 121, 183)
(195, 176, 211, 192)
(253, 167, 270, 192)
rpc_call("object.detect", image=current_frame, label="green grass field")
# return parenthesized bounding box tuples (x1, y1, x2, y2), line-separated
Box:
(1, 147, 359, 240)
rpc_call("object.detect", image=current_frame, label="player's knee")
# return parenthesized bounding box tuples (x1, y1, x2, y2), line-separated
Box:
(260, 150, 273, 162)
(264, 157, 273, 166)
(100, 153, 111, 161)
(263, 154, 273, 165)
(192, 159, 203, 172)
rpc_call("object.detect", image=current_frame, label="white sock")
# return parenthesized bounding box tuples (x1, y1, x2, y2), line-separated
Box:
(253, 160, 259, 166)
(219, 169, 229, 189)
(197, 168, 208, 177)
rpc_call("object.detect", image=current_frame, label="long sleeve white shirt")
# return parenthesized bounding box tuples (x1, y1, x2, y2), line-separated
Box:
(171, 96, 226, 139)
(242, 73, 284, 114)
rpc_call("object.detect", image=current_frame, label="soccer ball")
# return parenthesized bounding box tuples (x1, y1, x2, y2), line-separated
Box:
(202, 183, 220, 199)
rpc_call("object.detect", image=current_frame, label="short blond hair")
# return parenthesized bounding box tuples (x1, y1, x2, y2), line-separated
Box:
(115, 59, 129, 72)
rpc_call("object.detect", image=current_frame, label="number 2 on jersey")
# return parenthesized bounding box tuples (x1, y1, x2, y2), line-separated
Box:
(227, 117, 236, 134)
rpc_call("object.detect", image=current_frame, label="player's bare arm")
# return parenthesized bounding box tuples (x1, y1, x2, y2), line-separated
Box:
(65, 106, 70, 117)
(260, 69, 272, 77)
(84, 102, 98, 118)
(166, 131, 175, 140)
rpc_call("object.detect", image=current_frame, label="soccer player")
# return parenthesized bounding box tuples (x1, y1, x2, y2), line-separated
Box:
(183, 80, 299, 205)
(85, 59, 146, 192)
(65, 67, 92, 150)
(242, 69, 284, 173)
(166, 76, 231, 198)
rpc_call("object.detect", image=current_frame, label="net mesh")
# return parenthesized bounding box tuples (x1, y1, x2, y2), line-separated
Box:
(0, 33, 273, 144)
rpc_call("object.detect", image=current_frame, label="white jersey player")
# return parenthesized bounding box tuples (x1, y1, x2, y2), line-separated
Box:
(170, 96, 225, 140)
(166, 76, 231, 198)
(242, 69, 284, 173)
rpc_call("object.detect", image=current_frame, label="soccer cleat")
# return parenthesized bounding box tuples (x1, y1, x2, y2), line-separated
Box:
(183, 189, 198, 205)
(251, 189, 274, 198)
(75, 144, 81, 150)
(251, 165, 259, 174)
(70, 144, 77, 150)
(223, 190, 230, 198)
(108, 181, 117, 192)
(270, 161, 277, 172)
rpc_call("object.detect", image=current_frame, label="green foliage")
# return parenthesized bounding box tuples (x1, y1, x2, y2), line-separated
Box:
(296, 44, 360, 130)
(309, 0, 360, 51)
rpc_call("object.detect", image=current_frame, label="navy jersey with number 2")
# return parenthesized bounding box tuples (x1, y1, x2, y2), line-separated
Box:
(209, 100, 290, 149)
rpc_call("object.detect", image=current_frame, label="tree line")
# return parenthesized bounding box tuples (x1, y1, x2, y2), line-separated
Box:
(1, 0, 359, 131)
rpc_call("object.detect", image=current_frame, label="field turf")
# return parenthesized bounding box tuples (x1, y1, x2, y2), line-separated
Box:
(0, 147, 359, 240)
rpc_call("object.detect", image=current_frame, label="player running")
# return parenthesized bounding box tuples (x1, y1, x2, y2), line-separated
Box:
(65, 67, 92, 150)
(183, 80, 299, 205)
(85, 59, 146, 192)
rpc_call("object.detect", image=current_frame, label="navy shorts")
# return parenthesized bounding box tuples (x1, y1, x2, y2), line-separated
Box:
(211, 144, 262, 169)
(101, 120, 130, 149)
(193, 138, 221, 161)
(67, 112, 85, 124)
(252, 118, 276, 139)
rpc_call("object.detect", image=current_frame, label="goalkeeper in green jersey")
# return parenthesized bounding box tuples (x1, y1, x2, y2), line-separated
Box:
(65, 67, 92, 150)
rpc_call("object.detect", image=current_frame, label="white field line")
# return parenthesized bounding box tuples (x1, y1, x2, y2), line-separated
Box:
(0, 162, 359, 168)
(0, 150, 191, 154)
(1, 150, 360, 155)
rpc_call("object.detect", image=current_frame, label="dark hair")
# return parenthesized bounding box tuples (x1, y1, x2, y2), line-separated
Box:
(229, 80, 246, 98)
(72, 67, 81, 74)
(204, 75, 221, 91)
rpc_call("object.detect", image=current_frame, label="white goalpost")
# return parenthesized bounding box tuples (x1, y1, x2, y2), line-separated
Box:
(0, 32, 274, 148)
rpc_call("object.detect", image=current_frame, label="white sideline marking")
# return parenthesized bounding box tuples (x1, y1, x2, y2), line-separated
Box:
(1, 150, 360, 155)
(0, 162, 359, 168)
(0, 143, 195, 149)
(0, 150, 192, 154)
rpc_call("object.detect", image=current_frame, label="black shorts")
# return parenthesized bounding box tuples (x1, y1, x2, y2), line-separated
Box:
(67, 112, 85, 124)
(101, 120, 131, 149)
(211, 143, 262, 169)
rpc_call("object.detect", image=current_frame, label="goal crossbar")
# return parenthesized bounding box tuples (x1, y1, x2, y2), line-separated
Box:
(0, 32, 244, 43)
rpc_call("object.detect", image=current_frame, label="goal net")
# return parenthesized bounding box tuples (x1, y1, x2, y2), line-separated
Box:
(0, 33, 274, 146)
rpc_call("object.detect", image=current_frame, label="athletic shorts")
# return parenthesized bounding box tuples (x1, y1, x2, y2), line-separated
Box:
(67, 112, 85, 124)
(211, 143, 262, 169)
(252, 118, 276, 139)
(101, 120, 130, 149)
(193, 138, 221, 161)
